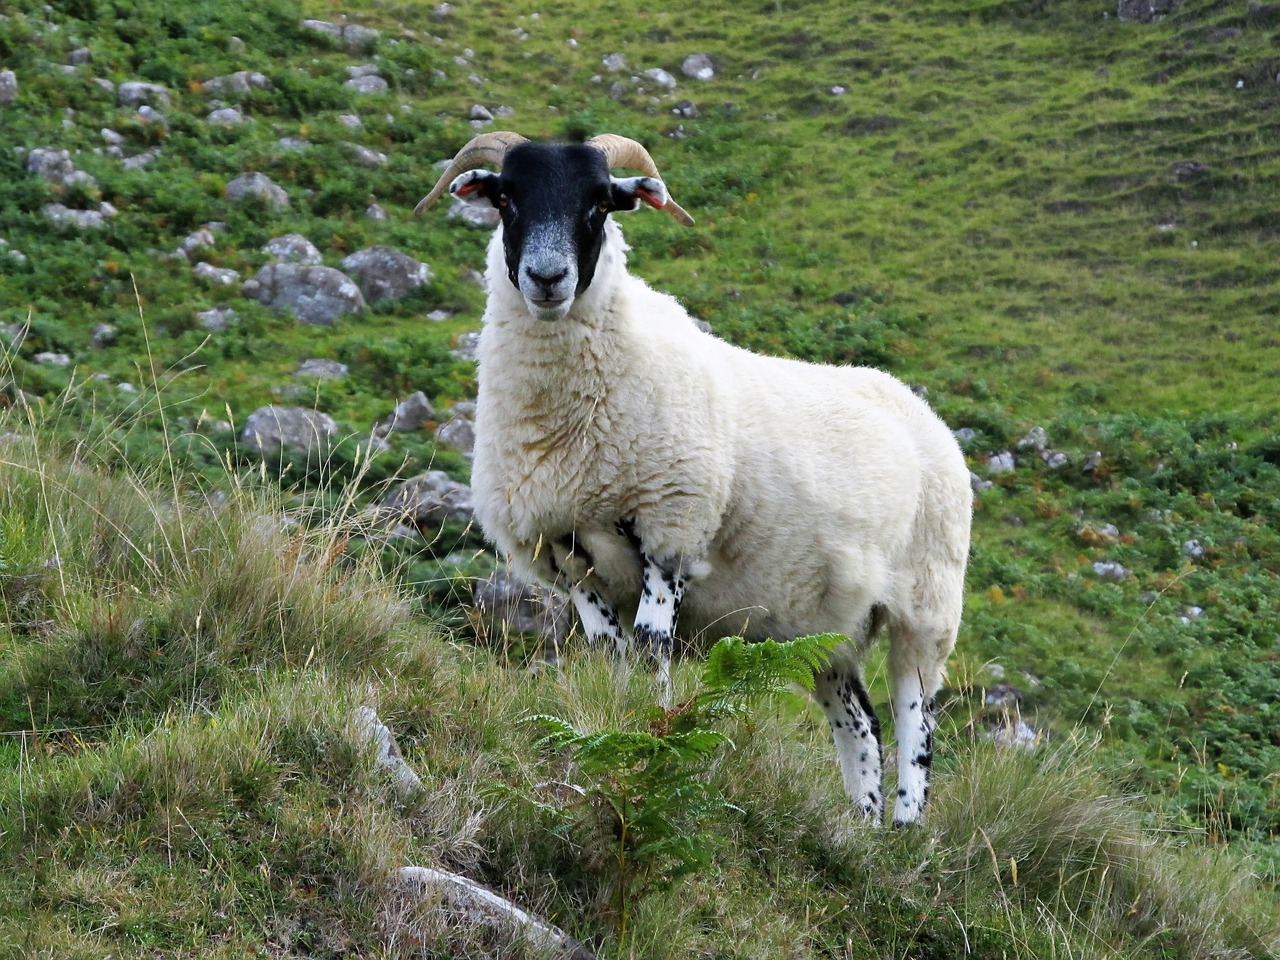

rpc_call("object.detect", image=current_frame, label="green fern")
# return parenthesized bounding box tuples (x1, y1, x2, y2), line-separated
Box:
(526, 633, 843, 941)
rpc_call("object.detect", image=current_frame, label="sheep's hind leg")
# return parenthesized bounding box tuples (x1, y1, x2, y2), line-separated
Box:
(812, 647, 884, 822)
(633, 554, 686, 708)
(889, 658, 943, 827)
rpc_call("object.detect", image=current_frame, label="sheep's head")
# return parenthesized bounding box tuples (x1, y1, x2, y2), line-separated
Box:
(416, 133, 693, 321)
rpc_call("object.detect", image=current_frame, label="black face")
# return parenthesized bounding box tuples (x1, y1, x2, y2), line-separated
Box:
(460, 143, 650, 319)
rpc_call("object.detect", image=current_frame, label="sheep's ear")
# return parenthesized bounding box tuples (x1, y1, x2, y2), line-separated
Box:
(450, 169, 503, 208)
(610, 175, 670, 214)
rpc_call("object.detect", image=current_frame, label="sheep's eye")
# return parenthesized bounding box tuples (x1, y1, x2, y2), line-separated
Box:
(497, 194, 510, 209)
(596, 200, 610, 215)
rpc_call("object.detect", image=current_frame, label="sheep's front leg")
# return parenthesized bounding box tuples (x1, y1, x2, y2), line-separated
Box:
(813, 657, 885, 822)
(568, 584, 625, 657)
(633, 555, 686, 708)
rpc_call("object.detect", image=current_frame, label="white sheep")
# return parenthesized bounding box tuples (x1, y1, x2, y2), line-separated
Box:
(417, 132, 972, 825)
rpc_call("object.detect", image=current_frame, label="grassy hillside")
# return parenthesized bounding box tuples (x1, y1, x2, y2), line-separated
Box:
(1, 0, 1278, 952)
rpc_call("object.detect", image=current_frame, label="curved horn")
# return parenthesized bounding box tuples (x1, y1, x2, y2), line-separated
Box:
(585, 134, 695, 226)
(414, 131, 528, 217)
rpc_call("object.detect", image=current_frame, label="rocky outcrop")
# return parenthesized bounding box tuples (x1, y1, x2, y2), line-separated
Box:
(242, 263, 365, 325)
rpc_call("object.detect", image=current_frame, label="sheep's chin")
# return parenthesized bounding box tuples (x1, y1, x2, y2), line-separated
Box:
(524, 296, 573, 322)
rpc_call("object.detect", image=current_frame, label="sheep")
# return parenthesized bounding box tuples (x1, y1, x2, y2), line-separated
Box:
(416, 132, 972, 825)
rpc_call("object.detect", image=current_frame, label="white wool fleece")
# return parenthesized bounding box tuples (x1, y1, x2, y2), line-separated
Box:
(469, 218, 972, 646)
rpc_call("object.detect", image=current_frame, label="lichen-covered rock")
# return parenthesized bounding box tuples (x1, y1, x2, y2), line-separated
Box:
(295, 358, 349, 380)
(224, 172, 290, 209)
(681, 53, 716, 80)
(202, 70, 272, 96)
(387, 391, 436, 432)
(340, 246, 432, 302)
(471, 567, 570, 653)
(117, 81, 171, 109)
(263, 233, 322, 265)
(380, 470, 473, 528)
(242, 405, 337, 456)
(242, 263, 365, 325)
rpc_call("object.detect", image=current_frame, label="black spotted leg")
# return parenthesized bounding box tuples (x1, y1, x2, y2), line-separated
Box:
(812, 653, 884, 822)
(632, 554, 686, 708)
(568, 584, 625, 656)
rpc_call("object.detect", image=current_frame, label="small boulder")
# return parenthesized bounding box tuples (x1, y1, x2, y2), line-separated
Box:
(197, 307, 238, 332)
(642, 67, 678, 90)
(207, 106, 245, 126)
(34, 352, 72, 367)
(203, 70, 272, 96)
(987, 451, 1016, 474)
(681, 53, 716, 80)
(602, 53, 627, 72)
(471, 567, 570, 653)
(225, 172, 290, 209)
(340, 246, 432, 303)
(295, 358, 349, 380)
(242, 263, 365, 325)
(0, 70, 17, 105)
(242, 405, 337, 456)
(194, 262, 240, 286)
(345, 75, 389, 94)
(263, 233, 322, 265)
(387, 391, 436, 432)
(380, 470, 473, 528)
(117, 81, 171, 109)
(435, 415, 475, 456)
(447, 198, 500, 228)
(302, 19, 381, 52)
(26, 147, 76, 185)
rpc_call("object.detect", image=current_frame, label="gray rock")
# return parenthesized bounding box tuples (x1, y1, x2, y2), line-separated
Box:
(34, 352, 72, 367)
(969, 470, 993, 493)
(1016, 426, 1048, 451)
(225, 172, 290, 209)
(388, 391, 436, 431)
(193, 262, 240, 286)
(365, 202, 388, 221)
(1092, 560, 1130, 582)
(0, 70, 17, 105)
(243, 263, 365, 325)
(347, 63, 381, 79)
(432, 2, 455, 18)
(447, 197, 501, 228)
(1, 239, 27, 264)
(242, 405, 338, 456)
(207, 106, 245, 126)
(987, 717, 1040, 751)
(338, 113, 363, 130)
(346, 143, 388, 167)
(602, 53, 627, 72)
(426, 309, 452, 322)
(987, 451, 1016, 474)
(470, 103, 493, 121)
(263, 233, 322, 265)
(42, 202, 113, 230)
(101, 128, 124, 146)
(134, 105, 168, 127)
(1042, 450, 1071, 470)
(380, 470, 473, 528)
(952, 427, 978, 446)
(642, 67, 678, 90)
(984, 683, 1026, 711)
(67, 47, 92, 66)
(435, 415, 475, 456)
(302, 19, 381, 51)
(295, 358, 349, 380)
(277, 136, 311, 152)
(180, 228, 217, 257)
(91, 323, 117, 348)
(681, 53, 715, 81)
(452, 330, 482, 361)
(340, 246, 432, 302)
(203, 70, 273, 95)
(26, 147, 73, 182)
(1183, 539, 1205, 560)
(121, 149, 160, 169)
(92, 77, 116, 95)
(0, 324, 28, 348)
(197, 307, 238, 332)
(672, 100, 700, 119)
(345, 75, 389, 94)
(471, 567, 570, 651)
(117, 81, 170, 109)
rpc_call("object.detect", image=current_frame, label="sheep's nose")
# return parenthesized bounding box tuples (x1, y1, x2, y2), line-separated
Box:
(525, 265, 568, 288)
